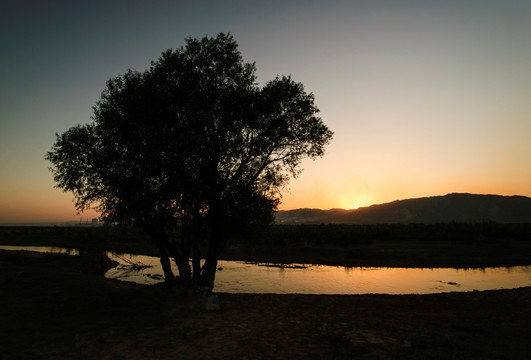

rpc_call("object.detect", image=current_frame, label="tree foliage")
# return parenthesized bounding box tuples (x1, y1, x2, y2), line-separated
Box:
(46, 33, 333, 287)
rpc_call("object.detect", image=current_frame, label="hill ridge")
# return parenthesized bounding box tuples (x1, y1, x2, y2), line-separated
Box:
(275, 193, 531, 224)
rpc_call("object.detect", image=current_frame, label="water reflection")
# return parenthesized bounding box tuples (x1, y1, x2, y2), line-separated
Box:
(2, 245, 530, 294)
(0, 245, 80, 255)
(105, 252, 162, 285)
(106, 252, 531, 295)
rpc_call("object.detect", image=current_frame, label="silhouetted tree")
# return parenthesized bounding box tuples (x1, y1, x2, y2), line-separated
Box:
(46, 33, 333, 288)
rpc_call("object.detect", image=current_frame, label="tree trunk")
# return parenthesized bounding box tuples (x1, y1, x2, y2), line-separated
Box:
(157, 233, 191, 283)
(200, 212, 225, 289)
(200, 253, 218, 290)
(157, 244, 176, 284)
(146, 224, 191, 284)
(192, 237, 202, 283)
(197, 192, 231, 289)
(173, 253, 192, 282)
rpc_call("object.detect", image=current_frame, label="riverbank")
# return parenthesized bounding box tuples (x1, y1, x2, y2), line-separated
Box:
(0, 250, 529, 359)
(2, 225, 531, 268)
(220, 241, 531, 268)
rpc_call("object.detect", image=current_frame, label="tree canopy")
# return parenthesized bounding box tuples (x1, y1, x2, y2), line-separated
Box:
(46, 33, 333, 287)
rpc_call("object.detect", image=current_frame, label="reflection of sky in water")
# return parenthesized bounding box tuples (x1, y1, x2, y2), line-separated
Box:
(0, 245, 80, 255)
(1, 246, 529, 294)
(104, 252, 531, 295)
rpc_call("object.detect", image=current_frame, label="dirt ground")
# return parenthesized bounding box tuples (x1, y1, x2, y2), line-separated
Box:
(1, 250, 530, 359)
(125, 288, 531, 360)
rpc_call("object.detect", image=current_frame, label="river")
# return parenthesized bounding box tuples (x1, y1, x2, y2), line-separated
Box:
(3, 245, 528, 294)
(105, 251, 531, 294)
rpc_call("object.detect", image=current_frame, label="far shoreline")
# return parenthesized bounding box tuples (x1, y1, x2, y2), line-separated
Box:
(1, 224, 531, 269)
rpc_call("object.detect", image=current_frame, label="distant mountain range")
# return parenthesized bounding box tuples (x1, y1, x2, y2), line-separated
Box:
(275, 193, 531, 224)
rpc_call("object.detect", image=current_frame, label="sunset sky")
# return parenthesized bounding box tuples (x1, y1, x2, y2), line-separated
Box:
(1, 0, 531, 223)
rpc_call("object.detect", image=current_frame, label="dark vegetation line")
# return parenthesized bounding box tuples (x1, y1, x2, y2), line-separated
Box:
(237, 222, 531, 245)
(1, 222, 530, 268)
(3, 222, 531, 247)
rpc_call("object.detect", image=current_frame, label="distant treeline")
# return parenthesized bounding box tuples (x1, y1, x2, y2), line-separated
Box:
(2, 222, 531, 250)
(233, 222, 531, 246)
(0, 226, 151, 254)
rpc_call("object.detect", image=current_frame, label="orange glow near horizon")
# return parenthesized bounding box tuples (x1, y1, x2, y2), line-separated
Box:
(276, 155, 531, 211)
(2, 155, 531, 223)
(0, 189, 99, 223)
(2, 184, 531, 223)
